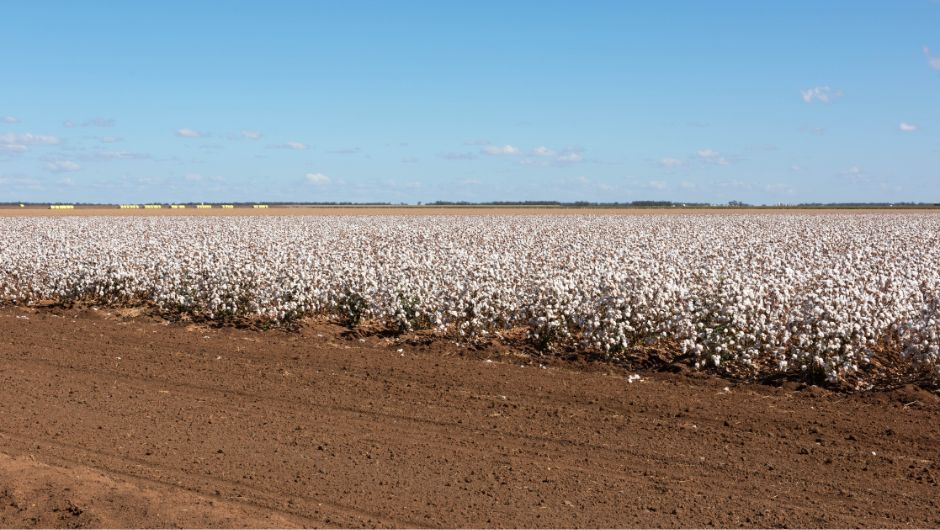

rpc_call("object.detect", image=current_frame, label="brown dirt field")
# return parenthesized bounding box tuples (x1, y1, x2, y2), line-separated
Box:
(2, 206, 939, 217)
(0, 306, 938, 528)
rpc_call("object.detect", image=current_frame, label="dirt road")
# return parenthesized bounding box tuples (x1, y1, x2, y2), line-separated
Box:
(0, 306, 937, 527)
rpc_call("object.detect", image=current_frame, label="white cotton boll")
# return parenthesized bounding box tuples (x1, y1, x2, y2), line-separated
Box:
(0, 213, 937, 385)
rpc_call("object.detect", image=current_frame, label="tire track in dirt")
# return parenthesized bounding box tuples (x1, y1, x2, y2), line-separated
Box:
(0, 430, 412, 527)
(1, 307, 938, 527)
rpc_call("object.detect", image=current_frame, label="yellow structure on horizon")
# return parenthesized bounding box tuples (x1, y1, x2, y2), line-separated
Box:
(50, 204, 75, 210)
(220, 204, 235, 209)
(119, 204, 140, 209)
(196, 204, 213, 209)
(170, 204, 186, 209)
(252, 204, 269, 209)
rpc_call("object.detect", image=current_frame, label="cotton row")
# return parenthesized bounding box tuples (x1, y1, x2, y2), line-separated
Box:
(1, 214, 938, 385)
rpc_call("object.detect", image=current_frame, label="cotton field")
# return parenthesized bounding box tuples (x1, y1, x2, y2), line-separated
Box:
(1, 214, 938, 387)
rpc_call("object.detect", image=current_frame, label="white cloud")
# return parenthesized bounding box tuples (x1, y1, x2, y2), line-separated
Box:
(327, 147, 361, 154)
(65, 117, 114, 128)
(899, 122, 918, 132)
(696, 148, 730, 165)
(924, 46, 940, 70)
(482, 144, 520, 155)
(2, 116, 18, 124)
(659, 157, 683, 169)
(175, 128, 206, 138)
(697, 148, 719, 158)
(459, 178, 481, 186)
(0, 132, 60, 153)
(82, 150, 150, 161)
(714, 179, 753, 190)
(800, 86, 843, 104)
(305, 172, 331, 185)
(839, 165, 871, 184)
(531, 146, 556, 157)
(791, 164, 803, 172)
(646, 180, 667, 190)
(555, 151, 583, 163)
(0, 132, 60, 145)
(241, 130, 263, 140)
(45, 160, 81, 173)
(97, 136, 122, 143)
(269, 141, 308, 150)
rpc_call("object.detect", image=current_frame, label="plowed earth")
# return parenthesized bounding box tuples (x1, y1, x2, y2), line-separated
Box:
(0, 306, 937, 528)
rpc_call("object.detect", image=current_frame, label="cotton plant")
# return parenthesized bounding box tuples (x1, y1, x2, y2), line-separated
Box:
(0, 213, 938, 385)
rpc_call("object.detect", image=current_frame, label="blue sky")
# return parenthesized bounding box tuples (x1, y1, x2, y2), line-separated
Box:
(1, 0, 938, 204)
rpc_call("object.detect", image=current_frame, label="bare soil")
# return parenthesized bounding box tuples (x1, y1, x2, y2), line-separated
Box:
(0, 306, 937, 528)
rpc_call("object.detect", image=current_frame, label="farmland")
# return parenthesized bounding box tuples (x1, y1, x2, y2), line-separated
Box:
(1, 212, 938, 388)
(1, 210, 938, 527)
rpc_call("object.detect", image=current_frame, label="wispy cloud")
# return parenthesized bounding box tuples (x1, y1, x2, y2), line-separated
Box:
(800, 86, 843, 104)
(327, 147, 361, 154)
(96, 136, 122, 144)
(0, 132, 60, 153)
(2, 116, 18, 124)
(45, 160, 81, 173)
(924, 46, 940, 70)
(305, 172, 331, 185)
(269, 141, 308, 150)
(64, 117, 115, 128)
(899, 122, 918, 132)
(839, 165, 872, 184)
(659, 149, 733, 169)
(79, 150, 151, 161)
(713, 179, 753, 190)
(240, 130, 263, 140)
(696, 148, 730, 165)
(482, 144, 520, 156)
(659, 157, 684, 169)
(175, 128, 207, 138)
(184, 173, 224, 182)
(531, 146, 556, 157)
(555, 151, 583, 164)
(401, 156, 418, 164)
(0, 144, 27, 153)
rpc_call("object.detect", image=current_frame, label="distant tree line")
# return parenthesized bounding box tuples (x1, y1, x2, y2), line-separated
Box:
(3, 201, 940, 208)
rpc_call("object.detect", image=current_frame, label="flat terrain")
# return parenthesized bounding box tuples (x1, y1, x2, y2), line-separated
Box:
(1, 206, 939, 216)
(0, 306, 937, 527)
